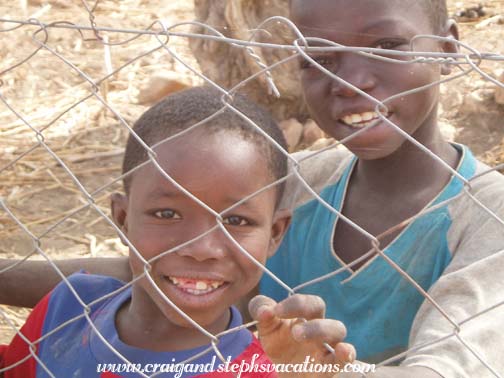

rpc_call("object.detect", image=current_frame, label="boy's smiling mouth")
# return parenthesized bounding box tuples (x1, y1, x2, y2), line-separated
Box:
(340, 111, 391, 129)
(167, 276, 226, 296)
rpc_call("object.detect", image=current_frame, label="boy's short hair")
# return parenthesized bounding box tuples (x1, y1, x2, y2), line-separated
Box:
(122, 86, 288, 203)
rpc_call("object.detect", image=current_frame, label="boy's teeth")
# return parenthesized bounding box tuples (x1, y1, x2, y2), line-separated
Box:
(351, 114, 362, 124)
(195, 281, 207, 290)
(342, 115, 352, 125)
(341, 111, 388, 127)
(168, 276, 225, 294)
(362, 112, 374, 121)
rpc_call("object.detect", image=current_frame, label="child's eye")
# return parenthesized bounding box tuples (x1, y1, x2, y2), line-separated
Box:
(300, 55, 334, 70)
(375, 39, 407, 50)
(222, 216, 250, 227)
(154, 209, 181, 220)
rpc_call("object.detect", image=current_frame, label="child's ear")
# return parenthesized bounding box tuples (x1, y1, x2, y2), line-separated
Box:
(441, 19, 459, 76)
(267, 209, 292, 258)
(111, 193, 129, 246)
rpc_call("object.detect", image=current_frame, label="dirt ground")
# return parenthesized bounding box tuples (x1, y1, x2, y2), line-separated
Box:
(0, 0, 503, 344)
(0, 0, 200, 344)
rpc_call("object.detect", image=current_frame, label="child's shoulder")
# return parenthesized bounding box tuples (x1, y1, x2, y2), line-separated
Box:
(471, 159, 504, 197)
(450, 156, 504, 214)
(47, 271, 125, 314)
(444, 155, 504, 263)
(281, 147, 353, 209)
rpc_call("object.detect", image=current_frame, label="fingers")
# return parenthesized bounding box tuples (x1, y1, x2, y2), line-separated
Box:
(249, 295, 282, 336)
(249, 295, 277, 321)
(249, 294, 328, 331)
(250, 295, 356, 369)
(334, 343, 356, 364)
(292, 319, 355, 366)
(291, 318, 347, 345)
(275, 294, 326, 319)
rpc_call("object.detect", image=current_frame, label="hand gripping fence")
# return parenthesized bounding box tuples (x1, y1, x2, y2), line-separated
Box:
(1, 1, 504, 377)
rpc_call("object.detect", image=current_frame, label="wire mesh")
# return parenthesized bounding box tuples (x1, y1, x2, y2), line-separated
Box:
(1, 0, 504, 377)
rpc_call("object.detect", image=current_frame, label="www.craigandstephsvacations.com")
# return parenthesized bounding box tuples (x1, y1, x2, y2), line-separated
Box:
(97, 355, 377, 377)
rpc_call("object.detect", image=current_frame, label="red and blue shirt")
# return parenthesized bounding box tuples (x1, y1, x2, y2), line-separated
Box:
(1, 273, 275, 378)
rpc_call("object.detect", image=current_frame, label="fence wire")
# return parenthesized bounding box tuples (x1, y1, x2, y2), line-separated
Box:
(0, 1, 504, 378)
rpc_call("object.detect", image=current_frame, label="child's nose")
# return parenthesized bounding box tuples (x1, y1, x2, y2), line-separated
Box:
(329, 53, 376, 97)
(175, 227, 228, 262)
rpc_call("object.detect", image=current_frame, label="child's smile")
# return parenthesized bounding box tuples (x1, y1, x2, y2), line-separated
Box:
(159, 274, 230, 309)
(339, 110, 391, 130)
(167, 276, 226, 295)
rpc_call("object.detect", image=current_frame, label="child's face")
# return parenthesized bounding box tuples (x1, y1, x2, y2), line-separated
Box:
(112, 128, 289, 330)
(291, 0, 455, 159)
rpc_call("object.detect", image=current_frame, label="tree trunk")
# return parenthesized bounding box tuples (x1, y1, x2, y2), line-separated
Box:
(189, 0, 307, 121)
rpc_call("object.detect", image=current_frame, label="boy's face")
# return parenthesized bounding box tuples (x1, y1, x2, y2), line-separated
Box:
(291, 0, 455, 159)
(112, 129, 290, 330)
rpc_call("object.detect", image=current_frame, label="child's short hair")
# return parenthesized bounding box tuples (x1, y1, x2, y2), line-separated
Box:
(122, 86, 288, 203)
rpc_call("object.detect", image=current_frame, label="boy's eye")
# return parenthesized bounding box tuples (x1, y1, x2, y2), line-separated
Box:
(300, 55, 334, 70)
(154, 209, 181, 220)
(222, 216, 249, 227)
(374, 39, 407, 50)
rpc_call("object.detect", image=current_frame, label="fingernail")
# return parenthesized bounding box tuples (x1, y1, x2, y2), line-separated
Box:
(347, 349, 355, 362)
(292, 325, 305, 341)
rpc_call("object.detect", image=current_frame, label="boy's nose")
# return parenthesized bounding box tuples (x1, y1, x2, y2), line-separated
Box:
(175, 226, 228, 262)
(329, 54, 376, 97)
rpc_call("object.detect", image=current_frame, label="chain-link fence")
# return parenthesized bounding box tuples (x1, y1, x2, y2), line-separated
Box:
(1, 0, 504, 377)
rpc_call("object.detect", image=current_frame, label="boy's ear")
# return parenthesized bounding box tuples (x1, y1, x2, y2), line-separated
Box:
(267, 209, 292, 258)
(441, 19, 459, 76)
(111, 193, 129, 246)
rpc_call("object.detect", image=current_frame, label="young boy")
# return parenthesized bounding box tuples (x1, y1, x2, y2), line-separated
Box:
(2, 1, 504, 377)
(263, 0, 504, 377)
(0, 87, 354, 378)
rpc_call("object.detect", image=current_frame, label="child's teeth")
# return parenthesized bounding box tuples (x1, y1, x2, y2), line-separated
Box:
(168, 276, 224, 293)
(195, 281, 208, 290)
(362, 112, 374, 121)
(351, 114, 363, 124)
(341, 111, 389, 127)
(343, 115, 353, 125)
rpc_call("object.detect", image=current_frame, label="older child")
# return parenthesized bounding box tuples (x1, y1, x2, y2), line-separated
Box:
(262, 0, 504, 377)
(0, 87, 354, 378)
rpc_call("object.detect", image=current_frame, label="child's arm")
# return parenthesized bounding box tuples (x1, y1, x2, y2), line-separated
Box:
(0, 257, 130, 307)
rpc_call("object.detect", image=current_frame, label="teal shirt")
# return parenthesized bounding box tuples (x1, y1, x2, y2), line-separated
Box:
(260, 145, 477, 363)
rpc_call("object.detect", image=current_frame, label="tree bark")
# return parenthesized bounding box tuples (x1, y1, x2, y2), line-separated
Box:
(189, 0, 307, 121)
